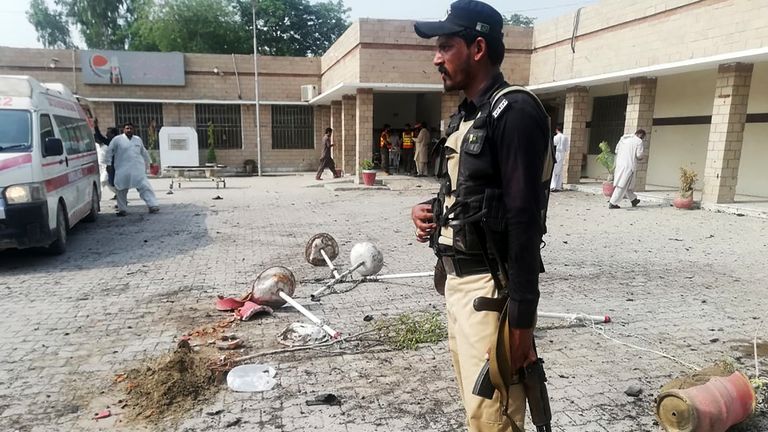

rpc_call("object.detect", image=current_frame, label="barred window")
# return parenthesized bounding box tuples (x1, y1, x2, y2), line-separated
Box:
(271, 105, 314, 149)
(114, 103, 163, 147)
(196, 105, 242, 150)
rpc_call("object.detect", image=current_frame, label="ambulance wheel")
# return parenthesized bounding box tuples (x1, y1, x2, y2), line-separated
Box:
(84, 186, 99, 222)
(48, 203, 68, 255)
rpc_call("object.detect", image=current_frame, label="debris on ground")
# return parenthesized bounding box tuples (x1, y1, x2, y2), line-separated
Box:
(660, 361, 735, 392)
(216, 293, 274, 321)
(374, 311, 447, 350)
(306, 393, 341, 406)
(215, 334, 244, 350)
(226, 364, 277, 392)
(93, 409, 111, 420)
(624, 385, 643, 397)
(119, 341, 219, 422)
(277, 323, 329, 347)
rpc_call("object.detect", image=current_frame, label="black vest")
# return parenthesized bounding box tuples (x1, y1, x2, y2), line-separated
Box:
(433, 85, 554, 258)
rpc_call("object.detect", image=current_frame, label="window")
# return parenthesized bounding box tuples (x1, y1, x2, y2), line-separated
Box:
(40, 114, 55, 143)
(114, 102, 163, 146)
(53, 115, 95, 155)
(588, 94, 627, 154)
(195, 104, 242, 150)
(0, 110, 32, 153)
(271, 105, 314, 149)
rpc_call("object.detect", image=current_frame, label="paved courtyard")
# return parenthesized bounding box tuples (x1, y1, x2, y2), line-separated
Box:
(1, 174, 766, 432)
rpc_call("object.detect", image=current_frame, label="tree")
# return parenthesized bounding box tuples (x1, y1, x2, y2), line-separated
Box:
(26, 0, 75, 49)
(28, 0, 351, 56)
(504, 13, 535, 28)
(233, 0, 350, 56)
(27, 0, 147, 50)
(130, 0, 251, 53)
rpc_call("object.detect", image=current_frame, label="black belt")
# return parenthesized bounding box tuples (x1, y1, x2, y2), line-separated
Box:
(441, 255, 495, 277)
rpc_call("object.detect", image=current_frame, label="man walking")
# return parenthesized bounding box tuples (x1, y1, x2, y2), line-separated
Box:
(316, 128, 340, 180)
(105, 122, 160, 216)
(609, 129, 646, 209)
(411, 1, 554, 430)
(413, 121, 431, 177)
(550, 125, 569, 191)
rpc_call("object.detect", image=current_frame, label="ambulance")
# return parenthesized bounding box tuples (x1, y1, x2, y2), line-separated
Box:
(0, 75, 100, 254)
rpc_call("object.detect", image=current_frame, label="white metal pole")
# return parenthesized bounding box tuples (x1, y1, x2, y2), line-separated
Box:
(278, 291, 340, 339)
(251, 2, 263, 176)
(311, 261, 364, 300)
(362, 272, 434, 281)
(320, 249, 341, 279)
(538, 312, 611, 324)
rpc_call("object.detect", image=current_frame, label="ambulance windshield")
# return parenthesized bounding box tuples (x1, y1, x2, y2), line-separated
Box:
(0, 110, 32, 152)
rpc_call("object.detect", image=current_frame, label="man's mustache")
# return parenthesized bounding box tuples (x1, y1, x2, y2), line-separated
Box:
(438, 66, 449, 77)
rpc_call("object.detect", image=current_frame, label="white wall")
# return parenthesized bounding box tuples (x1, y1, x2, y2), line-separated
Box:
(645, 70, 717, 188)
(737, 62, 768, 197)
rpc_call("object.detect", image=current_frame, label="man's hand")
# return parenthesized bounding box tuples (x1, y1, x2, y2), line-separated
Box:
(411, 203, 435, 243)
(508, 327, 537, 371)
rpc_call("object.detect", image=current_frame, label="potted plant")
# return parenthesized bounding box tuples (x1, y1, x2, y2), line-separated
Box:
(596, 141, 615, 197)
(206, 121, 217, 166)
(147, 120, 161, 176)
(674, 167, 697, 209)
(361, 159, 376, 186)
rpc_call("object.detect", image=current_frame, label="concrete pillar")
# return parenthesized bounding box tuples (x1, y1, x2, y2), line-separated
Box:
(440, 92, 462, 136)
(703, 63, 754, 204)
(624, 77, 657, 191)
(355, 88, 374, 184)
(341, 95, 356, 176)
(562, 86, 589, 184)
(330, 101, 342, 160)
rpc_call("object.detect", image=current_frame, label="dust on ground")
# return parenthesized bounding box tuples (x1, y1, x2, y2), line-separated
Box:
(119, 341, 224, 424)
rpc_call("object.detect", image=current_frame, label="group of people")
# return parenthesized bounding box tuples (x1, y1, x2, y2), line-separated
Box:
(94, 120, 160, 215)
(315, 122, 436, 180)
(379, 122, 432, 176)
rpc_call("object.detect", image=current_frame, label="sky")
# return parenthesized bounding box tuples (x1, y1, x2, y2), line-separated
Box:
(0, 0, 598, 49)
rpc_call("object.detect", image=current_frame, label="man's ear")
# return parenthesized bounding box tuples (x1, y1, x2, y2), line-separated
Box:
(473, 37, 487, 62)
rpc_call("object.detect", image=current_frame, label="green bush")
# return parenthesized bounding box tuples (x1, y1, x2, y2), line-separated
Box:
(596, 141, 615, 180)
(360, 159, 374, 170)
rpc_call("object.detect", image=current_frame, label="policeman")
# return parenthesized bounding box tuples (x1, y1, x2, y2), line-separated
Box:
(411, 1, 554, 431)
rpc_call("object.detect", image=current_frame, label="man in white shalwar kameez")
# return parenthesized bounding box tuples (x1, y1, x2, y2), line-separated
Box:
(608, 129, 646, 209)
(105, 123, 159, 216)
(550, 126, 569, 191)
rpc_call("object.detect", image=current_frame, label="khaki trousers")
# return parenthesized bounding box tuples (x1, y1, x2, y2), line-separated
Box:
(446, 272, 527, 432)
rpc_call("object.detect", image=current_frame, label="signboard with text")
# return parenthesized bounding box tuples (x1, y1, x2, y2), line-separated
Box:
(80, 50, 185, 86)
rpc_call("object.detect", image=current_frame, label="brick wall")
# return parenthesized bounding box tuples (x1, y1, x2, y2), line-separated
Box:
(530, 0, 768, 85)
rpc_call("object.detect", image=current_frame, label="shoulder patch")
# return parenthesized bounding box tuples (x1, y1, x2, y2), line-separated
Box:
(491, 98, 508, 119)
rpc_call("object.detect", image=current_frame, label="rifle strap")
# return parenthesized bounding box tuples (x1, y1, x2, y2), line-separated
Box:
(481, 299, 522, 432)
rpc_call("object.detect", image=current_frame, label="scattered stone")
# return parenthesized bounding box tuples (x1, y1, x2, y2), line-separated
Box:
(624, 385, 643, 397)
(213, 195, 223, 200)
(205, 409, 224, 416)
(709, 338, 719, 343)
(224, 417, 242, 427)
(363, 315, 374, 322)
